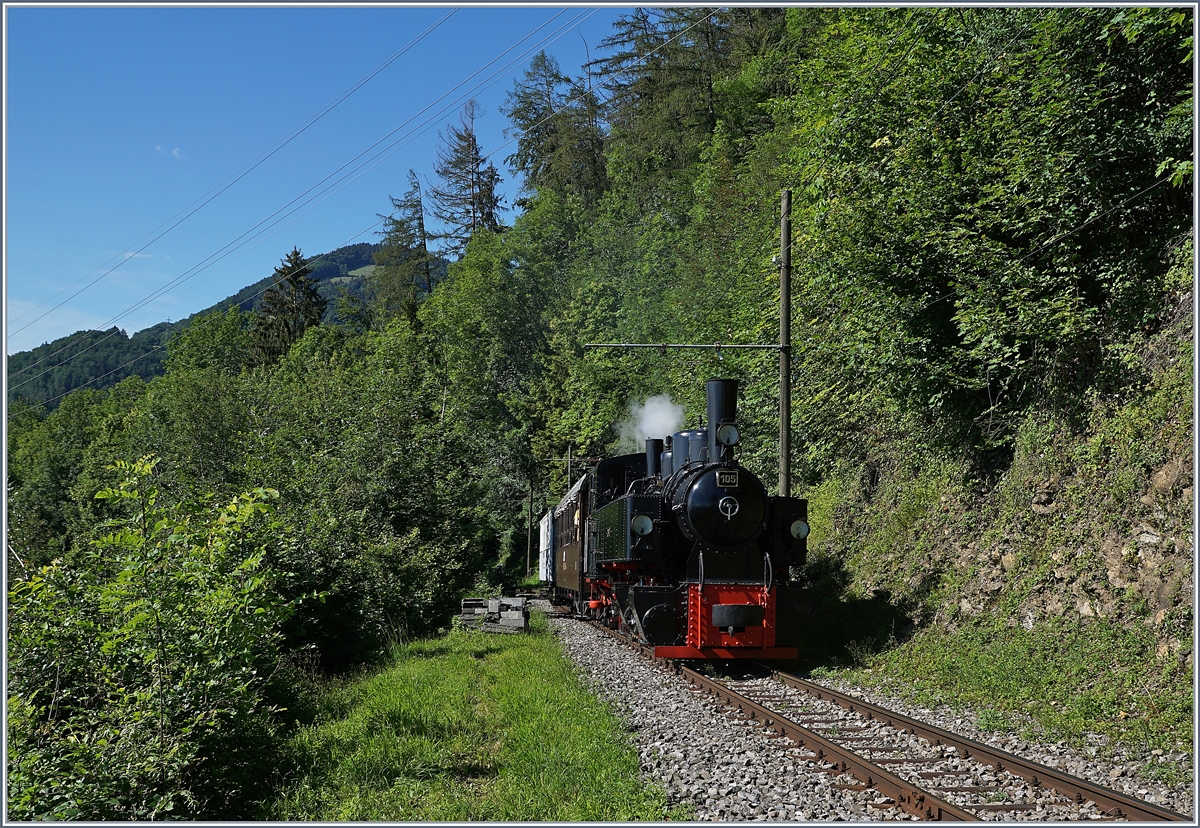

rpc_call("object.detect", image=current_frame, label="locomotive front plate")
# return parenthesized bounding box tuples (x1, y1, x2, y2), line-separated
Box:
(716, 469, 738, 488)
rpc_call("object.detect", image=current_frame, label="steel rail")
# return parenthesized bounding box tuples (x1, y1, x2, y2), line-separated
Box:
(585, 621, 978, 820)
(772, 671, 1190, 822)
(680, 667, 981, 820)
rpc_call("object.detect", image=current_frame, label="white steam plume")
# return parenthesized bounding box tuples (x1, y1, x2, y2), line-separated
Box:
(616, 394, 686, 453)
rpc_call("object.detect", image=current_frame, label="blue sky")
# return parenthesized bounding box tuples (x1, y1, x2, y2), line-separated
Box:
(4, 5, 629, 354)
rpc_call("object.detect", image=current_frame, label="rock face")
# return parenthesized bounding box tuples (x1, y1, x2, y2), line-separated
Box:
(935, 449, 1192, 656)
(832, 292, 1193, 663)
(945, 448, 1190, 624)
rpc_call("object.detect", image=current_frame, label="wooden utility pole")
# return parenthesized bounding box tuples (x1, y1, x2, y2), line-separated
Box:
(779, 189, 792, 499)
(584, 195, 794, 494)
(526, 480, 533, 579)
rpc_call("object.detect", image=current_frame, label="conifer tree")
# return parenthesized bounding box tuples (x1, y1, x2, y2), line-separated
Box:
(248, 247, 326, 367)
(596, 8, 729, 190)
(427, 100, 505, 259)
(371, 170, 437, 327)
(501, 51, 607, 205)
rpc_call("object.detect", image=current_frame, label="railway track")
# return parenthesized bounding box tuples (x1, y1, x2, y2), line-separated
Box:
(586, 620, 1189, 822)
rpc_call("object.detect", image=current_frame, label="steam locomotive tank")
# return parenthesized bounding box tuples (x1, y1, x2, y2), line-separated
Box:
(579, 377, 809, 659)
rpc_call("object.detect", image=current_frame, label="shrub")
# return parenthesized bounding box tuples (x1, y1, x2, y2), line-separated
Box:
(7, 457, 291, 819)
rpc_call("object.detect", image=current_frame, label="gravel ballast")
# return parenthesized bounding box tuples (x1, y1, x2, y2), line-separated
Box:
(543, 607, 1195, 821)
(547, 610, 907, 821)
(807, 673, 1195, 819)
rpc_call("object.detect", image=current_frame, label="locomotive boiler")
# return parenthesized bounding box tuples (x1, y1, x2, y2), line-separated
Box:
(540, 378, 810, 659)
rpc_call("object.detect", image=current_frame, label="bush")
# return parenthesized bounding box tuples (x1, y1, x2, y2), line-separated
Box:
(7, 457, 291, 819)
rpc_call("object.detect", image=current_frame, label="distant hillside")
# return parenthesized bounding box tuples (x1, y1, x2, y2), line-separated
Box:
(199, 242, 381, 321)
(7, 242, 385, 410)
(7, 323, 176, 410)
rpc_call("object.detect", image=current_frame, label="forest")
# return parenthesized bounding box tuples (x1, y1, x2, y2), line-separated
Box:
(6, 7, 1193, 819)
(5, 242, 390, 410)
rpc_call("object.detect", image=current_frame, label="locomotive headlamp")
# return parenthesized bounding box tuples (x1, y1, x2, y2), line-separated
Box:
(789, 520, 810, 540)
(716, 423, 740, 447)
(631, 514, 654, 536)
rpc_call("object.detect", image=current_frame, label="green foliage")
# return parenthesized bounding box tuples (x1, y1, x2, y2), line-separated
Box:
(6, 243, 380, 408)
(263, 617, 686, 820)
(139, 367, 252, 499)
(165, 306, 250, 376)
(305, 241, 378, 282)
(801, 302, 1192, 753)
(248, 247, 328, 367)
(7, 457, 291, 819)
(770, 7, 1192, 452)
(7, 379, 151, 569)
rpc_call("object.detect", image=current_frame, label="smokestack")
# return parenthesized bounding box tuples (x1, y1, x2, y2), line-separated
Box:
(706, 378, 738, 460)
(661, 435, 674, 477)
(646, 439, 663, 477)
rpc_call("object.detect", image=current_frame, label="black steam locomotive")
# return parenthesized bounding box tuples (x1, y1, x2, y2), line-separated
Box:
(539, 378, 810, 659)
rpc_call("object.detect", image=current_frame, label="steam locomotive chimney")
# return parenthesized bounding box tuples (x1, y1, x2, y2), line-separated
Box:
(646, 438, 663, 477)
(661, 435, 674, 477)
(706, 378, 738, 461)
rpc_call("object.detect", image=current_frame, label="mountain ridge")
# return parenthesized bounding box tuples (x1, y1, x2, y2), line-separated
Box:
(7, 242, 382, 410)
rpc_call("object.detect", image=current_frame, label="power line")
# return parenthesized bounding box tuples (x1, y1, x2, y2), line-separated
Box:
(11, 9, 593, 388)
(10, 8, 566, 378)
(106, 9, 593, 336)
(9, 9, 458, 337)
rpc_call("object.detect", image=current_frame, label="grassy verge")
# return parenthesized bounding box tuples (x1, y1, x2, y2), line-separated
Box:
(260, 612, 690, 820)
(810, 617, 1193, 788)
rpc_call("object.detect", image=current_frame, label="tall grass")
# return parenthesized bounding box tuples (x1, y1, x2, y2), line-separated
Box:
(262, 613, 688, 820)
